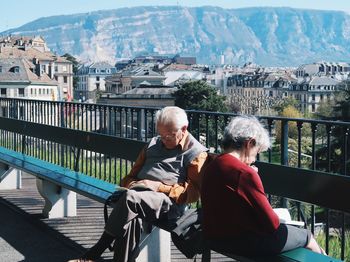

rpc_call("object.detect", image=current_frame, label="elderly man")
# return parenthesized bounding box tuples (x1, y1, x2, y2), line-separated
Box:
(71, 106, 208, 262)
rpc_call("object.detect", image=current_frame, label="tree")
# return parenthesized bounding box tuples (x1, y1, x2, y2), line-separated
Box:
(274, 105, 312, 167)
(173, 80, 227, 112)
(315, 100, 335, 119)
(273, 97, 299, 115)
(316, 89, 350, 173)
(333, 89, 350, 121)
(173, 81, 228, 150)
(62, 53, 80, 89)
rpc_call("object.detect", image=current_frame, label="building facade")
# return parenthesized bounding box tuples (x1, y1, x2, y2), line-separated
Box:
(0, 35, 73, 101)
(76, 62, 117, 102)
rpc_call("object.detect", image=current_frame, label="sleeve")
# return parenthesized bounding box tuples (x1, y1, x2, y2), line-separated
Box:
(120, 146, 147, 188)
(159, 151, 208, 204)
(237, 170, 280, 233)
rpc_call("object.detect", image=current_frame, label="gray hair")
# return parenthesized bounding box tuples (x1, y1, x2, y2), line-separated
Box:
(221, 116, 270, 152)
(155, 106, 189, 130)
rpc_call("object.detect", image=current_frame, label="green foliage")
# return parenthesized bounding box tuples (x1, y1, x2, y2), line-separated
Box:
(316, 231, 350, 261)
(273, 104, 313, 167)
(315, 100, 336, 119)
(62, 53, 79, 72)
(62, 53, 80, 89)
(173, 80, 228, 112)
(272, 97, 299, 114)
(334, 89, 350, 121)
(276, 105, 303, 139)
(315, 89, 350, 173)
(287, 137, 312, 168)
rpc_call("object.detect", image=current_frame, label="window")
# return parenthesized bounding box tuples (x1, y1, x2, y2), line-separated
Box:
(0, 66, 2, 73)
(96, 76, 100, 81)
(62, 66, 67, 72)
(312, 104, 316, 112)
(1, 88, 6, 96)
(18, 88, 25, 97)
(312, 94, 315, 101)
(63, 76, 68, 83)
(96, 83, 100, 89)
(10, 66, 20, 73)
(55, 66, 58, 72)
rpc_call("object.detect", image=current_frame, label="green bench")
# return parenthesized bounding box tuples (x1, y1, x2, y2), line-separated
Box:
(0, 116, 348, 261)
(0, 116, 146, 217)
(0, 146, 122, 216)
(202, 247, 342, 261)
(0, 117, 178, 261)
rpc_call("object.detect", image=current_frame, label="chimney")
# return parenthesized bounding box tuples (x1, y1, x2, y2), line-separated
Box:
(35, 64, 41, 77)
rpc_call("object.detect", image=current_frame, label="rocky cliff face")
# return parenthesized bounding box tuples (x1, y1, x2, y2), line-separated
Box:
(3, 6, 350, 66)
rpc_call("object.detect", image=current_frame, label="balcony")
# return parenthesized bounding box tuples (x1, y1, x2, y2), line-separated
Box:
(0, 97, 349, 260)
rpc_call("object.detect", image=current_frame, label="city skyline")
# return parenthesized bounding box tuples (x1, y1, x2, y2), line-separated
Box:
(1, 0, 350, 32)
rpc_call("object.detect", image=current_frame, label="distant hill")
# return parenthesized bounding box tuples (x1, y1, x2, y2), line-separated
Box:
(2, 6, 350, 66)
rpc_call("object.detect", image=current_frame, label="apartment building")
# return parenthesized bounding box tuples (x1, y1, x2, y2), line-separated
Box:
(104, 66, 165, 95)
(0, 35, 73, 101)
(76, 62, 117, 102)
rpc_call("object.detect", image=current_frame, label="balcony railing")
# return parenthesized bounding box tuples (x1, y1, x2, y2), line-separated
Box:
(0, 97, 349, 260)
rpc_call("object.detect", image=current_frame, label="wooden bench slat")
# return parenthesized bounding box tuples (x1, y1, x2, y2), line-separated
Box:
(0, 146, 124, 203)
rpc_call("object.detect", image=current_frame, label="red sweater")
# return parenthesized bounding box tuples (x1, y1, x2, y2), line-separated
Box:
(201, 153, 280, 238)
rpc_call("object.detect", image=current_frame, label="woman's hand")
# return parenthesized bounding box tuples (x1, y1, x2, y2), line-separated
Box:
(250, 165, 259, 173)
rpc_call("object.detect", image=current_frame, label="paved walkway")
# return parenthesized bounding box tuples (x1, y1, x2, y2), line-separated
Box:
(0, 174, 232, 262)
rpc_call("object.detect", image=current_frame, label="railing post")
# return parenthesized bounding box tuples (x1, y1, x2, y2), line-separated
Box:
(60, 102, 65, 167)
(280, 120, 288, 208)
(280, 120, 289, 166)
(137, 109, 143, 141)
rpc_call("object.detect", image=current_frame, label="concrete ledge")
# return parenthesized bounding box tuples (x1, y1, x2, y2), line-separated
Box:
(138, 227, 171, 262)
(0, 164, 21, 190)
(36, 177, 77, 218)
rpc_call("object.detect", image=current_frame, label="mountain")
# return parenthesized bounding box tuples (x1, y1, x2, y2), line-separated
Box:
(2, 6, 350, 66)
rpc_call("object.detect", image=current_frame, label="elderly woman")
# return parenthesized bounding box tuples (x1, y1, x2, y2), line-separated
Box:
(201, 116, 324, 257)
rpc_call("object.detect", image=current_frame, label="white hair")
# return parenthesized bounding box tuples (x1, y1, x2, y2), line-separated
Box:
(222, 116, 270, 152)
(155, 106, 189, 130)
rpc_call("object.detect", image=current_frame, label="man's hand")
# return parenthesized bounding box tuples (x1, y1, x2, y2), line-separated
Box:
(131, 179, 162, 192)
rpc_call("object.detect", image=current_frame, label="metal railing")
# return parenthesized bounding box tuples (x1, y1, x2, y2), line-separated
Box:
(0, 98, 349, 260)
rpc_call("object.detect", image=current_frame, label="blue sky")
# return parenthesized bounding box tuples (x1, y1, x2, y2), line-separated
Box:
(1, 0, 350, 32)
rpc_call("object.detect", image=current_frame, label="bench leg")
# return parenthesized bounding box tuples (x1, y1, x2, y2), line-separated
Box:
(201, 248, 211, 262)
(0, 165, 22, 190)
(137, 227, 171, 262)
(36, 178, 77, 218)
